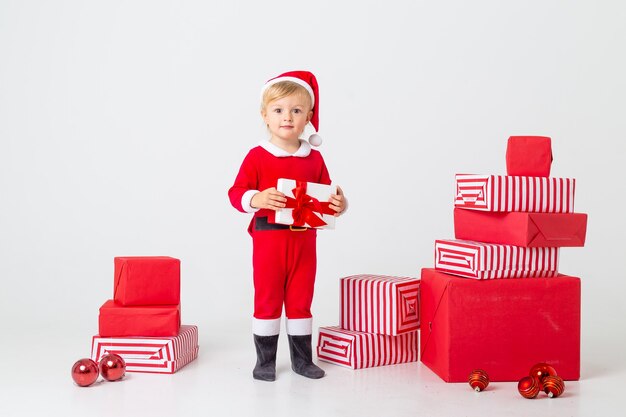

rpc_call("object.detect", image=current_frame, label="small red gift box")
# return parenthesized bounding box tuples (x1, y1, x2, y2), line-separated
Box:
(114, 257, 180, 306)
(340, 275, 420, 336)
(98, 300, 180, 337)
(455, 174, 575, 213)
(454, 209, 588, 247)
(435, 239, 559, 279)
(317, 326, 418, 369)
(506, 136, 553, 177)
(91, 325, 198, 374)
(420, 268, 580, 382)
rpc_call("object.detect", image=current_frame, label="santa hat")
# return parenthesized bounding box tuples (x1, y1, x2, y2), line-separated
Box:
(261, 70, 322, 146)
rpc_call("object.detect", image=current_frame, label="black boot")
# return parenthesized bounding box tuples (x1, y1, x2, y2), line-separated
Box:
(253, 334, 279, 381)
(288, 334, 325, 379)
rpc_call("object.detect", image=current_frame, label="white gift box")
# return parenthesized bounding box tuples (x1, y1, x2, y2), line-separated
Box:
(275, 178, 337, 229)
(91, 324, 198, 374)
(317, 326, 418, 369)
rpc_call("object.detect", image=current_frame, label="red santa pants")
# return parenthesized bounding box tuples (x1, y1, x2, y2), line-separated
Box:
(252, 228, 317, 322)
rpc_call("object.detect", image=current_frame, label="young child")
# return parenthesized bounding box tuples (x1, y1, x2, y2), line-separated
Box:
(228, 71, 346, 381)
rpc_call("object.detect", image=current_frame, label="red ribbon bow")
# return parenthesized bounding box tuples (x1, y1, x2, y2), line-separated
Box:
(283, 181, 335, 228)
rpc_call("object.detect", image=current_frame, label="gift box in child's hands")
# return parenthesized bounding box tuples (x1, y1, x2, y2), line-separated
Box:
(275, 178, 338, 229)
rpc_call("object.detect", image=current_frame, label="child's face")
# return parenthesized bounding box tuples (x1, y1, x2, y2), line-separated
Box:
(262, 93, 312, 144)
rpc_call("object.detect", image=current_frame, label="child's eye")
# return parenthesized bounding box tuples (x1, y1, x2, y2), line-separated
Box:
(273, 109, 282, 113)
(293, 109, 301, 114)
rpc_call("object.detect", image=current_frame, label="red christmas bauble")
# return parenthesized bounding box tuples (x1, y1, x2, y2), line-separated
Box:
(468, 369, 490, 392)
(71, 358, 99, 387)
(529, 363, 557, 388)
(99, 353, 126, 382)
(517, 376, 540, 399)
(542, 375, 565, 398)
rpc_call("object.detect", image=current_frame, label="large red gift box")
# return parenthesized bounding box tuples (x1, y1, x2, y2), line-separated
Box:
(98, 300, 180, 337)
(505, 136, 552, 177)
(454, 209, 588, 247)
(455, 174, 575, 213)
(317, 326, 418, 369)
(91, 325, 198, 374)
(420, 268, 580, 382)
(340, 275, 420, 336)
(435, 239, 559, 279)
(114, 257, 180, 306)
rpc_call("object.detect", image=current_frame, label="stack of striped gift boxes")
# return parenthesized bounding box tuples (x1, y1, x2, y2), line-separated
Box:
(317, 275, 420, 369)
(421, 136, 587, 382)
(91, 257, 198, 374)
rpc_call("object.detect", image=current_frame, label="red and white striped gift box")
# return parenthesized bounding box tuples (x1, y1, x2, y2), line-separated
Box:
(91, 325, 198, 374)
(455, 174, 575, 213)
(435, 239, 559, 279)
(340, 275, 420, 336)
(317, 326, 418, 369)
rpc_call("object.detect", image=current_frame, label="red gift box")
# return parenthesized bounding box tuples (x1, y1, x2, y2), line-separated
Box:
(419, 268, 580, 382)
(435, 239, 559, 279)
(98, 300, 181, 337)
(454, 209, 588, 247)
(91, 325, 198, 374)
(340, 275, 420, 336)
(317, 326, 418, 369)
(455, 174, 575, 213)
(114, 257, 180, 306)
(506, 136, 553, 177)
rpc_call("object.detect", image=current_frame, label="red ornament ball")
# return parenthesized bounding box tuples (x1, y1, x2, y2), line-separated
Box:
(542, 375, 565, 398)
(99, 353, 126, 382)
(517, 376, 540, 399)
(529, 363, 557, 388)
(71, 358, 99, 387)
(468, 369, 490, 392)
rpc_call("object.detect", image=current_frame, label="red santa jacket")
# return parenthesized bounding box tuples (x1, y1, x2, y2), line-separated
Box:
(228, 140, 332, 225)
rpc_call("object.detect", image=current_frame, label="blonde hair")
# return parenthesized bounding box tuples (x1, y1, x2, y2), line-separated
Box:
(261, 81, 312, 112)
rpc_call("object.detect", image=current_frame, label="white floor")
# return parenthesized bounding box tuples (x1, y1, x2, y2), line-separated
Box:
(1, 324, 623, 417)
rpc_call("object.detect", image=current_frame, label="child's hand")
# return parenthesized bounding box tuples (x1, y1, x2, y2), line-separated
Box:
(251, 187, 287, 211)
(329, 186, 346, 216)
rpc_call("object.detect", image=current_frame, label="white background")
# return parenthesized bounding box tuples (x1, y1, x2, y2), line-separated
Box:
(1, 1, 625, 416)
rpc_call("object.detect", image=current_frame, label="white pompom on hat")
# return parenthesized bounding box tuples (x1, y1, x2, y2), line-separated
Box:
(261, 70, 322, 146)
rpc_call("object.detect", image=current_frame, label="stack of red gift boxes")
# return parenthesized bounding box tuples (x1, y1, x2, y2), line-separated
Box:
(421, 136, 587, 382)
(91, 257, 198, 374)
(317, 275, 420, 369)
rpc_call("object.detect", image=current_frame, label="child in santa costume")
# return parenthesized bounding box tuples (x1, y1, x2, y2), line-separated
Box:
(228, 71, 346, 381)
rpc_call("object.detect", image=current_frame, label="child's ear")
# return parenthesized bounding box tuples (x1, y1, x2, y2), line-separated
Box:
(260, 109, 267, 123)
(307, 110, 313, 123)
